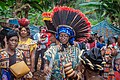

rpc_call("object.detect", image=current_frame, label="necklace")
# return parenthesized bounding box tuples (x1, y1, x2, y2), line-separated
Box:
(59, 46, 74, 79)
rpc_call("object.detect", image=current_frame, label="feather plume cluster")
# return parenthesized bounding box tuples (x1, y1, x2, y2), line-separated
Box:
(42, 12, 51, 21)
(42, 12, 56, 33)
(51, 6, 91, 42)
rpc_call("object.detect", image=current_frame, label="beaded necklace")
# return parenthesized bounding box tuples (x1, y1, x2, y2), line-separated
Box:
(59, 45, 75, 79)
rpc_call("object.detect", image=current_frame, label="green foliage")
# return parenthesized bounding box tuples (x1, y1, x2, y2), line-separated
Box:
(78, 0, 120, 26)
(0, 0, 78, 26)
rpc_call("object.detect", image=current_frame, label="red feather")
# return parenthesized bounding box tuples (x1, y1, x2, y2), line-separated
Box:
(51, 6, 91, 42)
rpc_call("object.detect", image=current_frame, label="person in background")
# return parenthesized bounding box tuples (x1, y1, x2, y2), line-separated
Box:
(0, 22, 14, 50)
(111, 53, 120, 80)
(12, 25, 20, 32)
(42, 12, 59, 47)
(0, 32, 5, 50)
(86, 32, 97, 50)
(116, 35, 120, 50)
(34, 27, 48, 73)
(97, 36, 105, 49)
(33, 26, 43, 72)
(80, 48, 104, 80)
(101, 36, 118, 80)
(33, 27, 42, 42)
(17, 18, 37, 79)
(94, 32, 99, 42)
(0, 30, 26, 80)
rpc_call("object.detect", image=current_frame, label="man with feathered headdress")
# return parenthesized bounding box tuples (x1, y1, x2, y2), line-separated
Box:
(43, 6, 91, 80)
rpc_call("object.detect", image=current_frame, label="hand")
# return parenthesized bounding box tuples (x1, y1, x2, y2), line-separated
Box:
(64, 62, 76, 78)
(44, 64, 51, 75)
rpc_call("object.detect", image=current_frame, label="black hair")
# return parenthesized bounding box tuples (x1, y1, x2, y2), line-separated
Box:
(94, 33, 98, 36)
(6, 30, 19, 41)
(19, 27, 30, 36)
(107, 36, 116, 45)
(113, 36, 117, 43)
(98, 36, 103, 41)
(0, 34, 5, 48)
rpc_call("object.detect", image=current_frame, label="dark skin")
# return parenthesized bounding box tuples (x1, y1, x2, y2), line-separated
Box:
(6, 36, 19, 55)
(19, 27, 35, 72)
(59, 33, 69, 44)
(44, 32, 78, 79)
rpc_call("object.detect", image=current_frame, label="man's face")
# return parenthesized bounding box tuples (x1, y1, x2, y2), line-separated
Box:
(59, 33, 69, 44)
(7, 36, 19, 50)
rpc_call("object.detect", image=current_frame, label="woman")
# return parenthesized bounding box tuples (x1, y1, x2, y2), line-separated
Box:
(43, 6, 91, 80)
(0, 30, 26, 80)
(101, 36, 118, 80)
(18, 26, 37, 73)
(18, 18, 37, 73)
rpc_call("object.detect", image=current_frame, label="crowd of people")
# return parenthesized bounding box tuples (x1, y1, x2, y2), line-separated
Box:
(0, 6, 120, 80)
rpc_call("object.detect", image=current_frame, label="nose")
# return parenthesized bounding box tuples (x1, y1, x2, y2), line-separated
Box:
(12, 41, 16, 44)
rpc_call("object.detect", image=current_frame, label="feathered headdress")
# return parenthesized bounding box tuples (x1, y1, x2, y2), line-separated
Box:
(42, 12, 56, 34)
(51, 6, 91, 43)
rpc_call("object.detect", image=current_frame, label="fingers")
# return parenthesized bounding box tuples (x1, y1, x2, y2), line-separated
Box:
(64, 62, 72, 68)
(65, 69, 73, 74)
(67, 71, 75, 78)
(64, 62, 76, 78)
(64, 66, 72, 72)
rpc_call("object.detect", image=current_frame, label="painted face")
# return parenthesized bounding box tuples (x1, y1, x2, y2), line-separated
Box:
(7, 36, 19, 50)
(115, 58, 120, 71)
(20, 27, 28, 37)
(59, 33, 69, 44)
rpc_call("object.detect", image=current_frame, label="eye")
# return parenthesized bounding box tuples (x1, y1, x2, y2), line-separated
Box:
(59, 35, 69, 38)
(10, 39, 18, 42)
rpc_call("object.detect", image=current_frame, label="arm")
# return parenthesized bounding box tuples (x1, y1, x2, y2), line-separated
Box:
(43, 46, 55, 75)
(30, 42, 37, 72)
(30, 49, 35, 72)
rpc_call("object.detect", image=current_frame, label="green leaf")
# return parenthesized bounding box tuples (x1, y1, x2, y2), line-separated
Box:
(79, 2, 101, 7)
(0, 1, 6, 10)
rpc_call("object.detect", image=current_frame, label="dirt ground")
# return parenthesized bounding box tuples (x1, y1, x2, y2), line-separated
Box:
(33, 58, 46, 80)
